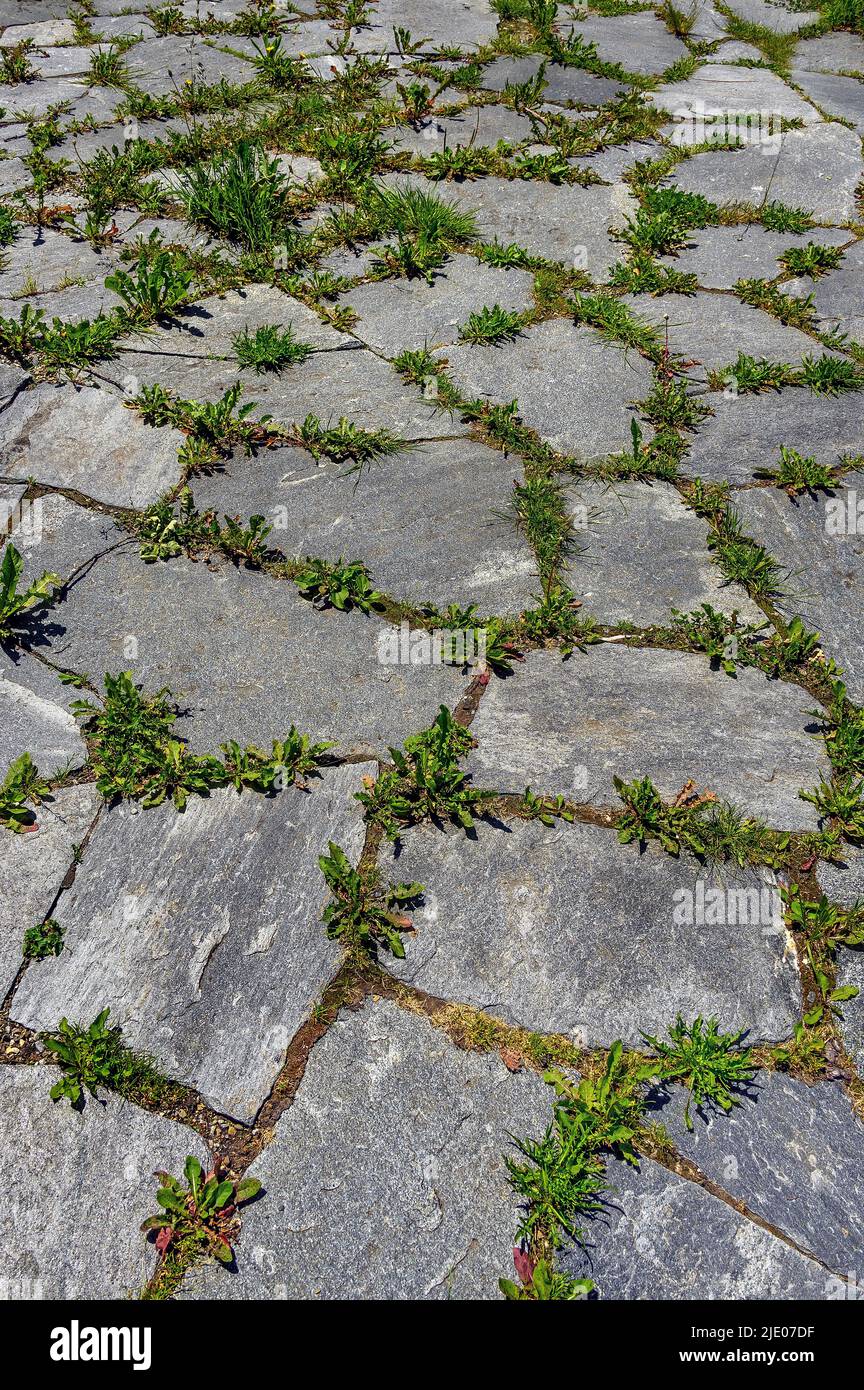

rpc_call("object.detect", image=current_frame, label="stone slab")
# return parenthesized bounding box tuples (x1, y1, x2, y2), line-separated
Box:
(9, 492, 127, 587)
(343, 254, 534, 353)
(384, 818, 798, 1046)
(791, 71, 864, 136)
(182, 1000, 550, 1299)
(40, 547, 472, 758)
(438, 317, 654, 463)
(466, 645, 828, 828)
(191, 437, 538, 613)
(12, 766, 371, 1122)
(350, 0, 498, 52)
(735, 477, 864, 701)
(816, 850, 864, 1077)
(563, 480, 763, 623)
(723, 0, 820, 32)
(793, 32, 864, 74)
(785, 240, 864, 343)
(0, 649, 87, 777)
(0, 784, 98, 1000)
(558, 13, 689, 77)
(684, 388, 864, 486)
(654, 1072, 864, 1273)
(651, 64, 820, 124)
(671, 124, 864, 225)
(661, 223, 850, 290)
(0, 383, 184, 509)
(560, 1153, 832, 1298)
(0, 1065, 208, 1299)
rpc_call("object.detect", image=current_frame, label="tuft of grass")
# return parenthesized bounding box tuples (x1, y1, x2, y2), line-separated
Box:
(232, 322, 314, 372)
(639, 1015, 755, 1131)
(755, 445, 843, 494)
(0, 753, 51, 834)
(779, 242, 844, 279)
(319, 841, 423, 959)
(458, 304, 525, 345)
(760, 200, 814, 234)
(43, 1007, 171, 1108)
(176, 142, 294, 251)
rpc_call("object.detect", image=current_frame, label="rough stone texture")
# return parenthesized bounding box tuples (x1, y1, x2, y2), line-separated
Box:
(0, 1066, 209, 1299)
(182, 1000, 550, 1299)
(560, 1155, 833, 1299)
(351, 0, 498, 52)
(343, 255, 535, 353)
(793, 32, 864, 74)
(123, 283, 349, 358)
(12, 768, 371, 1122)
(0, 227, 113, 298)
(734, 477, 864, 701)
(790, 71, 864, 136)
(0, 383, 184, 508)
(382, 173, 635, 278)
(563, 480, 763, 623)
(41, 548, 471, 757)
(723, 0, 820, 31)
(653, 1073, 864, 1273)
(684, 388, 864, 486)
(439, 318, 654, 462)
(94, 343, 466, 442)
(621, 291, 837, 380)
(671, 124, 864, 225)
(124, 35, 256, 96)
(389, 105, 535, 154)
(384, 819, 798, 1045)
(9, 492, 127, 586)
(661, 223, 850, 291)
(467, 646, 828, 828)
(652, 64, 820, 125)
(785, 240, 864, 343)
(480, 54, 626, 106)
(0, 650, 87, 777)
(559, 12, 689, 76)
(0, 784, 98, 1000)
(191, 438, 538, 613)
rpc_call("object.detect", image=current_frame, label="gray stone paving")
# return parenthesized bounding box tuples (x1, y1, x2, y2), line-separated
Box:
(1, 0, 863, 1306)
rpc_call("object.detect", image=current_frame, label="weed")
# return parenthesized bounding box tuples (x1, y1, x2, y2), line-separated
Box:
(220, 730, 334, 793)
(520, 787, 575, 826)
(88, 44, 129, 88)
(800, 354, 862, 396)
(500, 1250, 593, 1301)
(294, 557, 383, 613)
(177, 142, 294, 251)
(478, 240, 535, 269)
(779, 242, 844, 279)
(800, 775, 864, 841)
(318, 840, 423, 958)
(71, 672, 226, 811)
(0, 752, 51, 834)
(232, 322, 313, 372)
(0, 544, 60, 641)
(458, 304, 525, 345)
(142, 1155, 261, 1266)
(1, 41, 36, 84)
(520, 587, 600, 656)
(368, 182, 478, 247)
(620, 186, 719, 257)
(755, 445, 842, 495)
(735, 278, 818, 332)
(297, 414, 407, 469)
(43, 1007, 167, 1108)
(717, 352, 794, 394)
(356, 704, 493, 841)
(104, 250, 193, 322)
(760, 201, 814, 234)
(23, 916, 65, 960)
(639, 1015, 755, 1130)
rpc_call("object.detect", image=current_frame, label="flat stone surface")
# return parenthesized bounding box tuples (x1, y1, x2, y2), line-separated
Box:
(182, 1000, 550, 1299)
(652, 64, 820, 125)
(390, 105, 535, 154)
(342, 254, 535, 353)
(0, 227, 113, 298)
(9, 492, 127, 587)
(0, 1066, 208, 1300)
(653, 1072, 864, 1273)
(563, 480, 763, 623)
(122, 284, 349, 358)
(480, 54, 626, 106)
(684, 388, 864, 485)
(191, 438, 538, 612)
(816, 851, 864, 1076)
(0, 360, 26, 411)
(785, 240, 864, 342)
(12, 767, 370, 1122)
(661, 223, 850, 290)
(671, 124, 864, 225)
(722, 0, 820, 32)
(41, 548, 471, 757)
(790, 71, 864, 135)
(124, 35, 256, 96)
(0, 784, 98, 1000)
(0, 383, 184, 509)
(793, 32, 864, 74)
(558, 13, 689, 76)
(466, 646, 828, 828)
(621, 291, 834, 380)
(439, 318, 653, 462)
(382, 173, 635, 277)
(560, 1154, 832, 1298)
(384, 819, 797, 1046)
(94, 344, 465, 442)
(351, 0, 498, 52)
(0, 650, 87, 777)
(735, 477, 864, 701)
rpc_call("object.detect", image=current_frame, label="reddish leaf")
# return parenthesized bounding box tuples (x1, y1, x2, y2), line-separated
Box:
(513, 1247, 536, 1287)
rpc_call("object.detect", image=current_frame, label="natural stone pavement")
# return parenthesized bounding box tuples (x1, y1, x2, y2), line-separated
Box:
(0, 0, 863, 1304)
